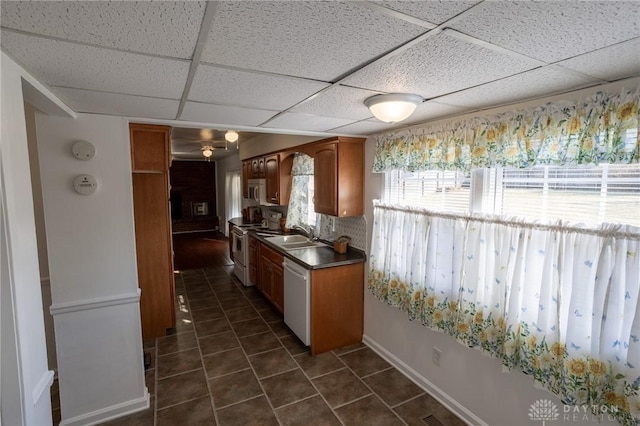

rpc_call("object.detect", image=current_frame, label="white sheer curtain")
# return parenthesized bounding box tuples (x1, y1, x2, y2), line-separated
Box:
(369, 202, 640, 424)
(225, 170, 241, 235)
(285, 153, 317, 229)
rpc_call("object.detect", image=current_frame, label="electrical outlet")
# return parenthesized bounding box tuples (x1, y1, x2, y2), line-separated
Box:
(432, 347, 442, 366)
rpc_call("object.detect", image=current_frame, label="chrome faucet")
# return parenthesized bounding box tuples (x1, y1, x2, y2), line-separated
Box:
(292, 224, 318, 241)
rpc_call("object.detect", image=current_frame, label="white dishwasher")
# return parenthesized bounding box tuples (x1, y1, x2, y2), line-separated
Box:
(283, 258, 310, 346)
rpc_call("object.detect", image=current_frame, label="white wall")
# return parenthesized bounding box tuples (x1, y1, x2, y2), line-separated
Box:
(361, 78, 639, 426)
(24, 102, 58, 372)
(216, 153, 242, 232)
(239, 133, 320, 160)
(1, 51, 53, 426)
(35, 112, 148, 425)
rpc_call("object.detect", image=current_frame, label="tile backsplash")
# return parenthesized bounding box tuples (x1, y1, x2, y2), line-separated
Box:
(259, 205, 368, 251)
(317, 214, 367, 251)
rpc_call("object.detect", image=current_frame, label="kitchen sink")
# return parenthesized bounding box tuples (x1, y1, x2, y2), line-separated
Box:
(265, 235, 324, 250)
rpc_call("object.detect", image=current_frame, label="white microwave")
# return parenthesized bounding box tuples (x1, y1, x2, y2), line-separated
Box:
(247, 179, 267, 205)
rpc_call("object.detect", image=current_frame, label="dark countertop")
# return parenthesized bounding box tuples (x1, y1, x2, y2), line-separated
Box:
(229, 217, 366, 269)
(228, 217, 266, 227)
(249, 231, 366, 270)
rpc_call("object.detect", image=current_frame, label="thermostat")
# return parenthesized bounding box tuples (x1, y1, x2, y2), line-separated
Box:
(72, 140, 96, 160)
(73, 174, 98, 195)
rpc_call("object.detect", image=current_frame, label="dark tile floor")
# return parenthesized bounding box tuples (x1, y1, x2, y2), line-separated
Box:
(56, 265, 466, 425)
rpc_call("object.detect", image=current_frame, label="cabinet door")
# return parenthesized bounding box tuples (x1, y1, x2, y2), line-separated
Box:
(132, 173, 175, 339)
(313, 141, 337, 215)
(252, 157, 265, 178)
(272, 262, 284, 313)
(242, 161, 250, 198)
(248, 236, 259, 286)
(259, 256, 270, 299)
(130, 124, 171, 171)
(264, 154, 279, 204)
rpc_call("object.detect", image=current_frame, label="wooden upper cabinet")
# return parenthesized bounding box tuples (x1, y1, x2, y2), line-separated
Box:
(251, 157, 265, 178)
(265, 154, 279, 204)
(313, 137, 365, 217)
(313, 142, 338, 215)
(242, 160, 250, 198)
(130, 123, 171, 172)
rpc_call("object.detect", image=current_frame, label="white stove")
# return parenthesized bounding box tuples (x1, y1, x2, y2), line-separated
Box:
(231, 223, 265, 286)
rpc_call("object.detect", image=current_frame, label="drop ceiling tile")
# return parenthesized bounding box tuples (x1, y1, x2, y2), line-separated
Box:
(402, 101, 471, 125)
(450, 1, 640, 63)
(188, 65, 329, 110)
(54, 88, 179, 120)
(291, 85, 379, 120)
(556, 38, 640, 82)
(200, 1, 426, 81)
(262, 113, 355, 132)
(371, 1, 481, 25)
(329, 119, 398, 135)
(342, 31, 540, 97)
(181, 102, 278, 127)
(436, 66, 599, 110)
(0, 1, 205, 59)
(1, 31, 189, 99)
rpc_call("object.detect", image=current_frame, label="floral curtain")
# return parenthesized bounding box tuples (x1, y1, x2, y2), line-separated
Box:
(373, 88, 639, 172)
(285, 153, 314, 228)
(368, 202, 640, 425)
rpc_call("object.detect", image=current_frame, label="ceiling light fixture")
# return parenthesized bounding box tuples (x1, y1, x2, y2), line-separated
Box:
(364, 93, 423, 123)
(225, 130, 238, 143)
(202, 147, 213, 160)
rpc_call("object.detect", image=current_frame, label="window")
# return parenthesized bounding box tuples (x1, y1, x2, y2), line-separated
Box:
(384, 164, 640, 227)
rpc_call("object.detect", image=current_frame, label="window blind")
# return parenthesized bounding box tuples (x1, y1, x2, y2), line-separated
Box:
(500, 164, 640, 227)
(384, 164, 640, 227)
(384, 170, 471, 213)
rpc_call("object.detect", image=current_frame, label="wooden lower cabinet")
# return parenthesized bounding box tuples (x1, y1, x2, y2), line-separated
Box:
(310, 263, 364, 355)
(258, 244, 284, 313)
(253, 238, 364, 355)
(248, 235, 259, 287)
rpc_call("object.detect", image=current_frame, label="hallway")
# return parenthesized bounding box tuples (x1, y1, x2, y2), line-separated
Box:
(51, 231, 465, 425)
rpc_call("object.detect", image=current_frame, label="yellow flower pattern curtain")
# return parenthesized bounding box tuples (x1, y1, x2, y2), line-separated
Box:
(373, 88, 639, 172)
(369, 203, 640, 425)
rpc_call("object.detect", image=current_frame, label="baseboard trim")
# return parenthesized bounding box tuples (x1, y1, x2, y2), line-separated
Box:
(362, 334, 487, 426)
(32, 370, 55, 406)
(59, 389, 149, 426)
(50, 289, 141, 316)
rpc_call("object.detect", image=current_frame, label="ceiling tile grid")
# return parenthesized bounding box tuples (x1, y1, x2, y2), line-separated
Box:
(0, 0, 206, 59)
(1, 0, 638, 156)
(188, 64, 330, 110)
(290, 85, 379, 120)
(342, 31, 541, 97)
(450, 1, 640, 63)
(556, 38, 640, 82)
(180, 102, 278, 127)
(1, 31, 190, 99)
(199, 1, 427, 81)
(402, 101, 471, 125)
(56, 88, 180, 120)
(262, 112, 355, 132)
(371, 0, 482, 25)
(329, 119, 398, 135)
(435, 65, 600, 110)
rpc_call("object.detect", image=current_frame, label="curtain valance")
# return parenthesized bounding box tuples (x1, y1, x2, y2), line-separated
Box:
(372, 88, 639, 173)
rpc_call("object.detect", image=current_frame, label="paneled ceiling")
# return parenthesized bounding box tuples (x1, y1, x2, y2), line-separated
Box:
(2, 1, 639, 160)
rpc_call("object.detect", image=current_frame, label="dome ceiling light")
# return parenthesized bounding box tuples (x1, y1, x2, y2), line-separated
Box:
(364, 93, 423, 123)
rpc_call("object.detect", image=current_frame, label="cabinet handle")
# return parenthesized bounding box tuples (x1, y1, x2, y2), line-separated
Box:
(275, 191, 278, 199)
